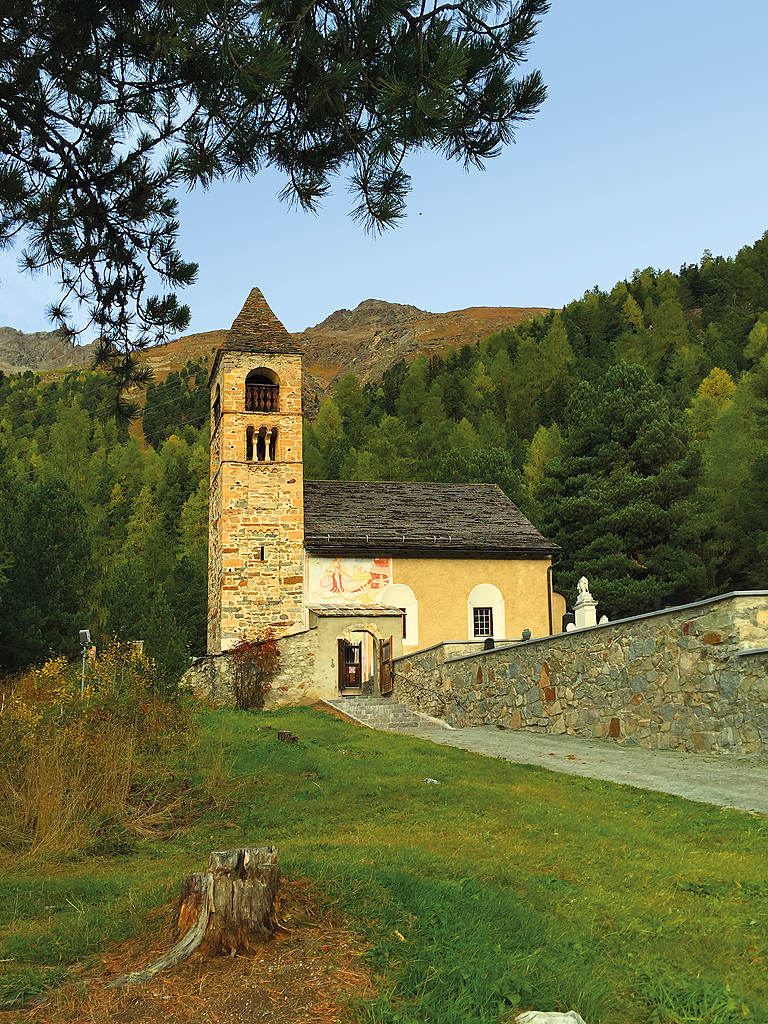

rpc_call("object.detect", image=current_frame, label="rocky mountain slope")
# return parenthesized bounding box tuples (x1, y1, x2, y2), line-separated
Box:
(1, 299, 549, 411)
(0, 326, 96, 374)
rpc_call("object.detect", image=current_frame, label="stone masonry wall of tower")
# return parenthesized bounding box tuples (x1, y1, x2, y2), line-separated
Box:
(207, 307, 305, 653)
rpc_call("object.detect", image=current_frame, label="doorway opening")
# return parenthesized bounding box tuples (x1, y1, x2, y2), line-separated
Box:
(337, 630, 393, 696)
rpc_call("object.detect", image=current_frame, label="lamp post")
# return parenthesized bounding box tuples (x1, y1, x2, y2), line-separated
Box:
(79, 629, 91, 696)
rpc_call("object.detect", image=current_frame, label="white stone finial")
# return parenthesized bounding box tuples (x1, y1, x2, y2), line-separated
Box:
(577, 576, 590, 595)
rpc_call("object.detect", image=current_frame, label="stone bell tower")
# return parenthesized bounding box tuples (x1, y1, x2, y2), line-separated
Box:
(207, 289, 305, 653)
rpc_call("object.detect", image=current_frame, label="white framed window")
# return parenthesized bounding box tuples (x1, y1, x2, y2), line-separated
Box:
(473, 606, 493, 637)
(379, 584, 418, 647)
(468, 584, 505, 641)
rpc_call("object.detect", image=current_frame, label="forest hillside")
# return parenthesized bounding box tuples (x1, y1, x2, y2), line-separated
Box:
(1, 232, 768, 673)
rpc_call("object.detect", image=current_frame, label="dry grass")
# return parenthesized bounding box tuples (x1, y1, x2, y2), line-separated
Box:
(0, 646, 191, 859)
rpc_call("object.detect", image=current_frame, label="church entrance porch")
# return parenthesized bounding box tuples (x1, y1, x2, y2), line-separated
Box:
(308, 606, 403, 700)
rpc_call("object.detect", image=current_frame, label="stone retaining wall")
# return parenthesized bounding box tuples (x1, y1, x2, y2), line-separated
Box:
(393, 592, 768, 757)
(183, 628, 318, 707)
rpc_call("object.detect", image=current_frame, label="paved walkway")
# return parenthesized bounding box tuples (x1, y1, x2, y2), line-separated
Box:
(408, 724, 768, 816)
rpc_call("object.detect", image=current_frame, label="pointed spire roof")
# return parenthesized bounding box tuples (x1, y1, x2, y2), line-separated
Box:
(225, 288, 304, 355)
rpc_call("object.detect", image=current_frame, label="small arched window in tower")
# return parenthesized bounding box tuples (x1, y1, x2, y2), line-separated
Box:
(245, 369, 279, 412)
(269, 427, 278, 461)
(212, 385, 221, 427)
(246, 425, 254, 461)
(256, 425, 267, 461)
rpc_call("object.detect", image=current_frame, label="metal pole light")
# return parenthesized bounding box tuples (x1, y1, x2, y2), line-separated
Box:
(79, 629, 91, 696)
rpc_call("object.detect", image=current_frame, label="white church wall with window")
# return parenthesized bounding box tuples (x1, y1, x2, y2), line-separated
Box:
(467, 583, 505, 641)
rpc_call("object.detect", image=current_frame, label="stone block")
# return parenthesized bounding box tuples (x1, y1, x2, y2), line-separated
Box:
(720, 726, 738, 747)
(550, 715, 566, 735)
(664, 670, 682, 693)
(719, 672, 740, 700)
(701, 632, 723, 645)
(740, 723, 760, 743)
(691, 732, 713, 752)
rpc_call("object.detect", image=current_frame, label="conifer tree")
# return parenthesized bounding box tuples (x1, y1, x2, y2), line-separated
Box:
(2, 0, 549, 386)
(0, 479, 91, 668)
(537, 363, 707, 618)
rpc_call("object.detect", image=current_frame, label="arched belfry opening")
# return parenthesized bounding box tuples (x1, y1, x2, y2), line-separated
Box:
(245, 368, 279, 412)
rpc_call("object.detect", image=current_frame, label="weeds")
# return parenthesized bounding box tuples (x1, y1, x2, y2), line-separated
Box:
(0, 643, 190, 857)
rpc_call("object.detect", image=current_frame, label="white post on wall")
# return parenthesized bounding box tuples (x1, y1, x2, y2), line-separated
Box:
(573, 577, 598, 629)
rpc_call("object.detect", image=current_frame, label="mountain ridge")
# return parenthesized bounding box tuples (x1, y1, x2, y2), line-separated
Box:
(0, 299, 550, 411)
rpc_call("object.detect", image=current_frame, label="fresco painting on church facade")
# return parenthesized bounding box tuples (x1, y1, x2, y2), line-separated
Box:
(306, 554, 392, 605)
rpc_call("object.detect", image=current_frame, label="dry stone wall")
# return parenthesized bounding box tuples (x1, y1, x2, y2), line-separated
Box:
(394, 592, 768, 757)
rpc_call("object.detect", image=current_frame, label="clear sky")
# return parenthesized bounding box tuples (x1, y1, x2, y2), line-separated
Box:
(2, 0, 767, 337)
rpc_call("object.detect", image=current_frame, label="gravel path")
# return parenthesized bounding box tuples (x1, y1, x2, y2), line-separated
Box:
(413, 725, 768, 815)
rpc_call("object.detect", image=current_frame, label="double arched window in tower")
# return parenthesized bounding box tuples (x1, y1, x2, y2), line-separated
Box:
(246, 424, 278, 462)
(245, 368, 279, 462)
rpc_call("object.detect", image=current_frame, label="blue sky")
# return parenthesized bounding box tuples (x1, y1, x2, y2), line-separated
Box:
(2, 0, 767, 337)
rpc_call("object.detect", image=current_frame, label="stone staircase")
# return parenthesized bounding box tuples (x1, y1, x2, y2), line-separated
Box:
(322, 697, 452, 734)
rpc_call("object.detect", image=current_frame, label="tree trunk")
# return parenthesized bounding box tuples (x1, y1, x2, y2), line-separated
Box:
(105, 846, 279, 988)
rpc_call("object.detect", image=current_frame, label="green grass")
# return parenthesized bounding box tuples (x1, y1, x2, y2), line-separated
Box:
(2, 705, 768, 1022)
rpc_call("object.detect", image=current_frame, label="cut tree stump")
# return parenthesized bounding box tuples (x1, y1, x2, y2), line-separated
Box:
(105, 846, 279, 988)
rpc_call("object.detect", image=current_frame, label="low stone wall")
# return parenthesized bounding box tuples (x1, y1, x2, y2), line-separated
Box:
(394, 592, 768, 757)
(183, 629, 318, 707)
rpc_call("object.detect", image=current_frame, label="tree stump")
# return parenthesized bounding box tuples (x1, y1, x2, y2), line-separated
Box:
(105, 846, 279, 988)
(179, 846, 280, 955)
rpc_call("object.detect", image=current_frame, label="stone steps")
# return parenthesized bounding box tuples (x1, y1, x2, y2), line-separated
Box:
(322, 697, 452, 734)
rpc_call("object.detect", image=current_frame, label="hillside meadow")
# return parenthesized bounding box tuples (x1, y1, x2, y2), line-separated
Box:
(1, 703, 766, 1024)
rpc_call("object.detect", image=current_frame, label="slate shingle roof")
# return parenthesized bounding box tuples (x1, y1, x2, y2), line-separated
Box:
(303, 481, 558, 556)
(224, 287, 304, 356)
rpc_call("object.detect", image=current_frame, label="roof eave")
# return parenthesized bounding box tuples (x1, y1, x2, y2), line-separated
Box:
(304, 540, 559, 558)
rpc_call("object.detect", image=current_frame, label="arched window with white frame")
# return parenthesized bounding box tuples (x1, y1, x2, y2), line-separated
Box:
(379, 584, 418, 647)
(468, 583, 505, 641)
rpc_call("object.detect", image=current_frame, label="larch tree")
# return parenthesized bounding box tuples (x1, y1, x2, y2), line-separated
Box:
(536, 363, 708, 619)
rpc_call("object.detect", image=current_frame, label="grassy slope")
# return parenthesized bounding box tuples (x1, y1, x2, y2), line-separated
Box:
(2, 706, 767, 1023)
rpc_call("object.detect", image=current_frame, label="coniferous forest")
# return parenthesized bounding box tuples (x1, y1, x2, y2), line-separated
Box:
(2, 233, 768, 672)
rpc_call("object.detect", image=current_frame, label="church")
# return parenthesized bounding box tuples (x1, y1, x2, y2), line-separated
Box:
(206, 288, 561, 703)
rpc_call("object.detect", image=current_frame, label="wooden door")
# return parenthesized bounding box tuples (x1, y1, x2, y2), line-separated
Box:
(379, 636, 394, 696)
(338, 639, 362, 693)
